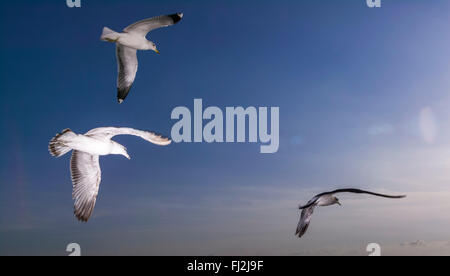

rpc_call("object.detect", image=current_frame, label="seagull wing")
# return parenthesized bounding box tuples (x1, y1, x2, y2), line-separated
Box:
(70, 151, 102, 222)
(123, 13, 183, 37)
(296, 205, 315, 238)
(299, 188, 405, 210)
(330, 188, 406, 198)
(116, 44, 138, 103)
(85, 127, 171, 146)
(298, 195, 320, 210)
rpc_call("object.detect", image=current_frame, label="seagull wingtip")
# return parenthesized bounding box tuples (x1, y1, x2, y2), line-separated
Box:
(170, 13, 183, 23)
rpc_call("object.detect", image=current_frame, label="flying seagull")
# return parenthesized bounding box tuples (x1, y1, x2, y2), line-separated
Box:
(100, 13, 184, 103)
(48, 127, 171, 222)
(295, 188, 406, 238)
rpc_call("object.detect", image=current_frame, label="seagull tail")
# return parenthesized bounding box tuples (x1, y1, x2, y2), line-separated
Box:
(48, 129, 74, 157)
(101, 27, 119, 42)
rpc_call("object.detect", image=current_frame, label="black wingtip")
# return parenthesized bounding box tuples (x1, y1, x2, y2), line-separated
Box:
(74, 211, 89, 223)
(169, 13, 183, 24)
(117, 86, 132, 104)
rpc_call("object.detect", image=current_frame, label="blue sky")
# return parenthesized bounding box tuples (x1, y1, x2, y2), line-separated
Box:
(2, 0, 450, 255)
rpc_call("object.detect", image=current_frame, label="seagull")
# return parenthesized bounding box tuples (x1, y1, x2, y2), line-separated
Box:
(48, 127, 171, 222)
(100, 13, 184, 103)
(295, 188, 406, 238)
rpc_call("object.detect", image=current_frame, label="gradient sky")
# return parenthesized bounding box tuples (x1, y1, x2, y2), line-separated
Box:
(2, 0, 450, 256)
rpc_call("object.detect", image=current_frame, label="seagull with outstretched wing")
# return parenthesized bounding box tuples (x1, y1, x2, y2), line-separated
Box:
(48, 127, 171, 222)
(100, 13, 184, 103)
(295, 188, 406, 238)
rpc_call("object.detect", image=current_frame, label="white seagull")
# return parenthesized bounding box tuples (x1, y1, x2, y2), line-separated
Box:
(101, 13, 183, 103)
(295, 188, 406, 238)
(48, 127, 171, 222)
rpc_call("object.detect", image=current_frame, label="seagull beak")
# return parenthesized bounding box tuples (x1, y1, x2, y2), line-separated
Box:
(337, 202, 342, 206)
(124, 153, 131, 160)
(154, 49, 160, 54)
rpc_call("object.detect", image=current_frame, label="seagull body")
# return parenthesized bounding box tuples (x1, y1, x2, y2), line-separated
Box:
(100, 13, 184, 103)
(295, 188, 406, 238)
(48, 127, 171, 222)
(110, 32, 154, 51)
(53, 131, 125, 157)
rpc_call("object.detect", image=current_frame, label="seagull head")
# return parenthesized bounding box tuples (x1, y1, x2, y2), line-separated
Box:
(148, 41, 159, 54)
(333, 196, 342, 206)
(111, 142, 131, 160)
